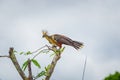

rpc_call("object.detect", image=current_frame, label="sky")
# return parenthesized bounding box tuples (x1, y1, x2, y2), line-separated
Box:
(0, 0, 120, 80)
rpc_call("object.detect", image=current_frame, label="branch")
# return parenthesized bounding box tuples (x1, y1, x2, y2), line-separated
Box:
(9, 47, 28, 80)
(31, 45, 49, 54)
(0, 55, 9, 58)
(45, 49, 61, 80)
(32, 49, 49, 59)
(28, 59, 33, 80)
(32, 45, 53, 59)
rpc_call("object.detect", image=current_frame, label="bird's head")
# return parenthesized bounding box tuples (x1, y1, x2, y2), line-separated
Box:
(42, 30, 48, 38)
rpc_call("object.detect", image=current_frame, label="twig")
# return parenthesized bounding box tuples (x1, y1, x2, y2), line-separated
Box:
(82, 56, 87, 80)
(32, 45, 53, 59)
(28, 59, 33, 80)
(32, 49, 49, 59)
(9, 47, 28, 80)
(45, 48, 61, 80)
(31, 45, 50, 54)
(0, 55, 9, 58)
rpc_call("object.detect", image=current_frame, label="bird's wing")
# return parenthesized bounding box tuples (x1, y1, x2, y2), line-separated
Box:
(53, 34, 73, 46)
(53, 34, 84, 50)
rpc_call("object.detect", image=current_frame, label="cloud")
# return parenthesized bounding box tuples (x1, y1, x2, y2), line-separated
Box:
(0, 0, 120, 80)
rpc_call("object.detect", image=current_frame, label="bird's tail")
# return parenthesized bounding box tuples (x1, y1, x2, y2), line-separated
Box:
(72, 41, 84, 50)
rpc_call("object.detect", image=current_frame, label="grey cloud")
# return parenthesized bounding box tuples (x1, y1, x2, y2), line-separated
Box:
(0, 0, 120, 80)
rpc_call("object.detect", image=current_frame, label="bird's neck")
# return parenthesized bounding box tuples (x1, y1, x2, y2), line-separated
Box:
(44, 35, 57, 46)
(45, 35, 50, 39)
(44, 35, 52, 42)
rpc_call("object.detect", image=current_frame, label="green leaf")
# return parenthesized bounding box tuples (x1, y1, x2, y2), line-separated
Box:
(53, 49, 59, 54)
(20, 52, 24, 55)
(31, 59, 41, 68)
(25, 51, 32, 55)
(34, 71, 46, 79)
(13, 50, 17, 54)
(53, 47, 65, 55)
(45, 66, 47, 72)
(60, 47, 65, 53)
(44, 64, 51, 76)
(22, 60, 28, 71)
(45, 64, 51, 72)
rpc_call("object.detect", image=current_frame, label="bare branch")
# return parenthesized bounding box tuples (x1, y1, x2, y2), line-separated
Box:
(9, 47, 28, 80)
(28, 59, 33, 80)
(45, 48, 61, 80)
(32, 49, 49, 59)
(32, 45, 53, 59)
(0, 55, 9, 58)
(31, 45, 49, 54)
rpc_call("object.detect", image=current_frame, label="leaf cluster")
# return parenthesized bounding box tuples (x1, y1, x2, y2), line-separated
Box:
(22, 59, 41, 71)
(104, 71, 120, 80)
(14, 46, 65, 80)
(14, 50, 32, 55)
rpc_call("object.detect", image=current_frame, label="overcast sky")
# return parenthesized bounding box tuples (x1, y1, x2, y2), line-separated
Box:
(0, 0, 120, 80)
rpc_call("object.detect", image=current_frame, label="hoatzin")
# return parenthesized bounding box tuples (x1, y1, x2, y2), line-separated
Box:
(42, 31, 83, 50)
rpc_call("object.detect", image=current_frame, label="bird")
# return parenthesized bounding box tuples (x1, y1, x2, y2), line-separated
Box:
(42, 30, 84, 50)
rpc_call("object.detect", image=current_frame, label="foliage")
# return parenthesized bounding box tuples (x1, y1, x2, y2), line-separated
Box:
(34, 71, 46, 79)
(104, 71, 120, 80)
(31, 59, 41, 68)
(22, 60, 29, 71)
(0, 46, 65, 80)
(20, 46, 65, 80)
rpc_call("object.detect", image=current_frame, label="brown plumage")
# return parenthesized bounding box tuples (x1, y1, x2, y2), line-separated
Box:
(42, 31, 83, 50)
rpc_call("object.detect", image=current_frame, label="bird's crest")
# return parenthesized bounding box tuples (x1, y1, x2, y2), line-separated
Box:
(42, 30, 48, 35)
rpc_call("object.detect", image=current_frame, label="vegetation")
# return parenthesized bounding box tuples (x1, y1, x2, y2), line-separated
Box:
(0, 45, 65, 80)
(104, 71, 120, 80)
